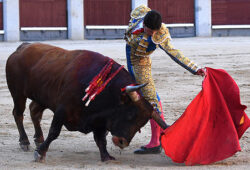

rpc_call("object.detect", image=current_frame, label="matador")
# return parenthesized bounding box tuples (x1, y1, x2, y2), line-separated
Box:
(125, 5, 205, 154)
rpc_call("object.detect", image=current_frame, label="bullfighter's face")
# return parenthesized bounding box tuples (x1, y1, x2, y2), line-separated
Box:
(143, 24, 158, 36)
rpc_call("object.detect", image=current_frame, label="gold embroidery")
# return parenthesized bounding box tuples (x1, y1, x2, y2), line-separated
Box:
(135, 50, 154, 57)
(188, 62, 195, 68)
(142, 34, 148, 40)
(152, 24, 171, 44)
(139, 57, 151, 66)
(139, 39, 149, 47)
(182, 58, 191, 65)
(131, 5, 151, 19)
(134, 34, 151, 56)
(192, 65, 198, 71)
(131, 63, 161, 112)
(136, 45, 147, 52)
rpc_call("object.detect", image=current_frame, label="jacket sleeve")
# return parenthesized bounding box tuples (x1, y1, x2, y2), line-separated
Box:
(159, 39, 199, 74)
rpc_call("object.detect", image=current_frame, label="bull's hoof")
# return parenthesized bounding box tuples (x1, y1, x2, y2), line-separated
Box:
(101, 155, 116, 162)
(20, 143, 31, 152)
(34, 150, 45, 163)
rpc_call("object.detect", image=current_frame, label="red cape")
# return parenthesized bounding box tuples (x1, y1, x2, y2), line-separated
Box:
(161, 67, 250, 165)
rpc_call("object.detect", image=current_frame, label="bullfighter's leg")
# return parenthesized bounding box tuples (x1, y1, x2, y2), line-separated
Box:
(93, 129, 115, 161)
(29, 101, 45, 148)
(12, 95, 30, 151)
(34, 106, 64, 162)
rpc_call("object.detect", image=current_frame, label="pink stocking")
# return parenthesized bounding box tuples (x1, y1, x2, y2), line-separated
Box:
(145, 101, 165, 148)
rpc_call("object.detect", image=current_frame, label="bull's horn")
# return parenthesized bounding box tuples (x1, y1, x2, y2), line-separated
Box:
(151, 110, 169, 130)
(125, 83, 148, 93)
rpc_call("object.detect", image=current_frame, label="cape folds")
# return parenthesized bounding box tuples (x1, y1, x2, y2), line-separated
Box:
(161, 67, 249, 165)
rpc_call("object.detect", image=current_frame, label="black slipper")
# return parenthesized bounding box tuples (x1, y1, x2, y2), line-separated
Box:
(134, 145, 162, 154)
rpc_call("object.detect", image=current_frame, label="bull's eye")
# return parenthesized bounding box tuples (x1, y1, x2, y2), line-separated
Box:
(119, 139, 123, 145)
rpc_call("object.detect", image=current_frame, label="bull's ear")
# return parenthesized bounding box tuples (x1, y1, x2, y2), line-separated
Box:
(120, 93, 131, 104)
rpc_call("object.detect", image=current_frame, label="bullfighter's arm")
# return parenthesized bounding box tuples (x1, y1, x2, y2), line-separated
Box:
(159, 39, 200, 74)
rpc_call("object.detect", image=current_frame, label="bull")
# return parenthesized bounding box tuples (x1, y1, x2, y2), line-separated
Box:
(5, 43, 168, 162)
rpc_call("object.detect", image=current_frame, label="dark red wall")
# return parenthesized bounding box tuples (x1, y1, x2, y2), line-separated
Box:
(212, 0, 250, 25)
(84, 0, 131, 25)
(148, 0, 194, 24)
(20, 0, 67, 27)
(17, 0, 250, 29)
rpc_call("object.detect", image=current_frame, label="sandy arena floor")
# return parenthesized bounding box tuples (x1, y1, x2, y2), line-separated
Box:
(0, 37, 249, 169)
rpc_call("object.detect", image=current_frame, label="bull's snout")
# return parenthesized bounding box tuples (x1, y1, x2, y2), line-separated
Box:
(112, 136, 129, 149)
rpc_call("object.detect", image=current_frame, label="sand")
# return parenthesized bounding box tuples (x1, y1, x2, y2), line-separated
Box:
(0, 37, 249, 169)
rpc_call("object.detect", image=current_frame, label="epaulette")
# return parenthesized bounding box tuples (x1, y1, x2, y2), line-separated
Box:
(125, 5, 151, 42)
(131, 5, 151, 19)
(152, 24, 172, 44)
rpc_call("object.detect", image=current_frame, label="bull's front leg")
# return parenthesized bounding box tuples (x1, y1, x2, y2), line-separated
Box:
(93, 129, 115, 161)
(34, 106, 64, 162)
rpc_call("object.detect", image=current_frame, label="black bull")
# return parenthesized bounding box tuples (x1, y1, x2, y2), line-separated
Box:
(5, 43, 168, 162)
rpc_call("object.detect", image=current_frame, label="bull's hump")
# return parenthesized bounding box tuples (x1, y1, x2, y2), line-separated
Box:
(27, 44, 76, 66)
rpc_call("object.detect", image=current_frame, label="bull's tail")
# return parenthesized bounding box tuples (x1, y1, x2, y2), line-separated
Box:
(6, 43, 31, 98)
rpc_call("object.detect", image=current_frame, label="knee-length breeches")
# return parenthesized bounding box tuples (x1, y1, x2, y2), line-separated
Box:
(126, 44, 162, 114)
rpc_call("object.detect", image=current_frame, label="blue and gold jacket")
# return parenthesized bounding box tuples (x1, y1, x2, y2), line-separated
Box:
(125, 5, 199, 74)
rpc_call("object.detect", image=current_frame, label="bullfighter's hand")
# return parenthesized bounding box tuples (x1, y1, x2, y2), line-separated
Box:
(196, 68, 206, 77)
